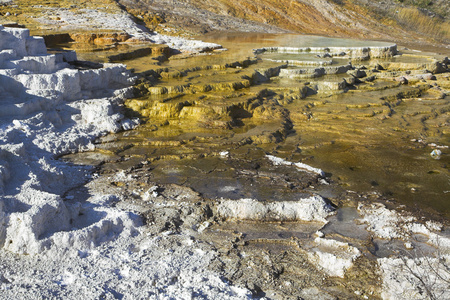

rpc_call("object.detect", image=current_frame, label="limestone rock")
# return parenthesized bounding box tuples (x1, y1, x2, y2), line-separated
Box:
(217, 196, 333, 222)
(0, 25, 139, 255)
(307, 237, 361, 278)
(347, 69, 367, 78)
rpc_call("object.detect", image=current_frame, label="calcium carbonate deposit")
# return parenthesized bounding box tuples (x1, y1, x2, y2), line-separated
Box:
(1, 23, 449, 300)
(217, 196, 333, 222)
(34, 6, 221, 52)
(0, 25, 254, 298)
(0, 24, 140, 255)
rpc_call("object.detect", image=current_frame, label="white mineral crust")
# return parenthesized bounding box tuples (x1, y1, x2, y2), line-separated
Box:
(0, 25, 254, 298)
(266, 154, 325, 176)
(0, 25, 139, 255)
(358, 202, 450, 299)
(378, 255, 450, 300)
(33, 6, 221, 52)
(307, 237, 361, 278)
(358, 202, 450, 251)
(217, 196, 333, 222)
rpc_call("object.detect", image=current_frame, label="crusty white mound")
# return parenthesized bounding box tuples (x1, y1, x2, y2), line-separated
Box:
(0, 25, 140, 255)
(358, 202, 450, 299)
(33, 6, 221, 52)
(307, 237, 361, 278)
(0, 25, 255, 298)
(217, 196, 333, 222)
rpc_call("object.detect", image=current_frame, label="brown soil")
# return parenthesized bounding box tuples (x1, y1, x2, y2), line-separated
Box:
(118, 0, 450, 49)
(2, 0, 449, 52)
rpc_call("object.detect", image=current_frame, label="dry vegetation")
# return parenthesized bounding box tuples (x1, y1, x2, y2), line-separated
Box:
(117, 0, 450, 48)
(397, 0, 450, 18)
(205, 0, 450, 43)
(395, 7, 450, 43)
(1, 0, 449, 48)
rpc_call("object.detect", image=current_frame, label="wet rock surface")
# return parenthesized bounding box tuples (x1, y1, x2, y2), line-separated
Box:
(60, 33, 450, 298)
(95, 34, 449, 215)
(75, 157, 383, 299)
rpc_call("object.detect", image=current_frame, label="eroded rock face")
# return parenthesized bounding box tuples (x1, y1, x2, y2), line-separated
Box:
(116, 0, 450, 46)
(0, 25, 141, 254)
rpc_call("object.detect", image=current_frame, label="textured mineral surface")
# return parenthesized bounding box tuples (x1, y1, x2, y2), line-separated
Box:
(0, 0, 449, 299)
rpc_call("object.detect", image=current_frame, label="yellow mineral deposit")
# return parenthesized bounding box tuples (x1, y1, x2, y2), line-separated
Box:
(1, 1, 449, 298)
(86, 32, 449, 217)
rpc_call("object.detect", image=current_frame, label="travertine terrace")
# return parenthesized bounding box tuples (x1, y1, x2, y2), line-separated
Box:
(0, 0, 449, 298)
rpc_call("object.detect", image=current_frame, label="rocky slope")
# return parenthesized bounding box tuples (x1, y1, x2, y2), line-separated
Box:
(1, 0, 448, 51)
(118, 0, 449, 48)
